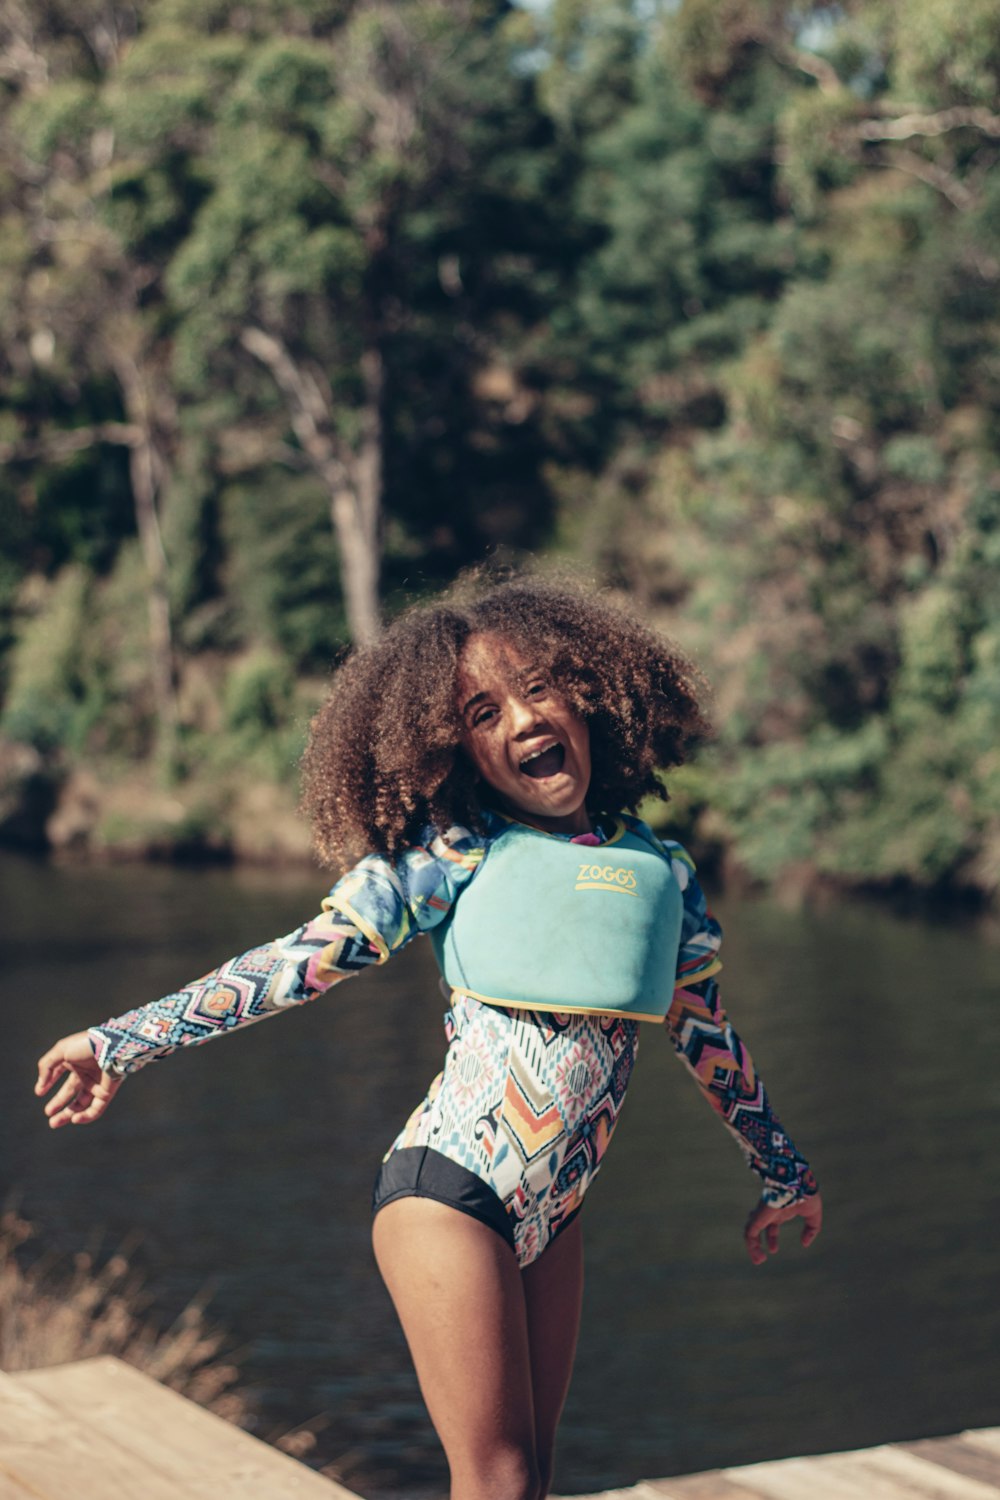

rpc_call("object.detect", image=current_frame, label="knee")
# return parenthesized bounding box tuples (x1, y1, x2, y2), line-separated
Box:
(454, 1444, 542, 1500)
(499, 1451, 543, 1500)
(487, 1448, 542, 1500)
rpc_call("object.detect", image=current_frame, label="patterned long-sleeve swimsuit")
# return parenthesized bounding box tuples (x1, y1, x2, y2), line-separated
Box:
(89, 812, 817, 1269)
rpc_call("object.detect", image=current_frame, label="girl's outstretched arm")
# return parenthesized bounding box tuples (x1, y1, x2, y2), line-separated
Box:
(38, 827, 484, 1101)
(660, 839, 821, 1264)
(665, 969, 822, 1263)
(85, 899, 390, 1079)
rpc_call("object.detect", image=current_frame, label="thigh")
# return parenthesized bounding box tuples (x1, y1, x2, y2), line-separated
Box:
(522, 1216, 584, 1486)
(372, 1196, 538, 1490)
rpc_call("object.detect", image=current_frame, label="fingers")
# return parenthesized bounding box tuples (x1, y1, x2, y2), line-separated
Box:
(745, 1217, 780, 1266)
(35, 1048, 70, 1096)
(45, 1073, 95, 1129)
(47, 1085, 112, 1129)
(47, 1099, 88, 1129)
(36, 1032, 95, 1096)
(800, 1195, 824, 1248)
(745, 1194, 824, 1265)
(66, 1084, 118, 1127)
(38, 1050, 122, 1128)
(43, 1070, 85, 1120)
(743, 1207, 771, 1267)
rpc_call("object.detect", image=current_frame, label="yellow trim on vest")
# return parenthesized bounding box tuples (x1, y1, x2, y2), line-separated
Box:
(672, 958, 723, 990)
(449, 985, 668, 1024)
(326, 894, 390, 964)
(573, 880, 639, 897)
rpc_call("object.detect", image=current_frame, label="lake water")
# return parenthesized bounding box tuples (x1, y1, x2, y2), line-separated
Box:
(4, 851, 1000, 1496)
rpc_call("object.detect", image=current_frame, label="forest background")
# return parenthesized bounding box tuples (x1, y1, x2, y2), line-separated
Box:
(2, 0, 999, 906)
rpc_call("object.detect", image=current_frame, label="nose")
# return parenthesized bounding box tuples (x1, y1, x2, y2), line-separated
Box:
(506, 690, 544, 736)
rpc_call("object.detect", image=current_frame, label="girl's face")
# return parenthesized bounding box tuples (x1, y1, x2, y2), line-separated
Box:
(456, 633, 592, 837)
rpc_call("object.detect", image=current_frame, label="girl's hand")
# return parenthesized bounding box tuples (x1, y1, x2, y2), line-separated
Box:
(35, 1031, 124, 1128)
(744, 1192, 823, 1266)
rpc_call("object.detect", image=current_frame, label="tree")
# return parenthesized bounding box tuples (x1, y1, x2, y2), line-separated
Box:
(112, 0, 565, 641)
(0, 0, 180, 765)
(650, 0, 1000, 894)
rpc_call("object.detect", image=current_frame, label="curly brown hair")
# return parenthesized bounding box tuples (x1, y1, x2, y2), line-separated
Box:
(300, 572, 711, 871)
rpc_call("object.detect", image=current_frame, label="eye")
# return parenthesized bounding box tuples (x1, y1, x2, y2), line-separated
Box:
(472, 705, 498, 728)
(526, 680, 548, 698)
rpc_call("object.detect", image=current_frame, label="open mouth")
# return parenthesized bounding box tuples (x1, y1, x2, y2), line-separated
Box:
(519, 744, 566, 780)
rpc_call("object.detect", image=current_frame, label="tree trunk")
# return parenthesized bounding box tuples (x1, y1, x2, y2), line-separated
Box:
(112, 352, 177, 770)
(129, 432, 177, 768)
(239, 326, 384, 643)
(332, 346, 383, 645)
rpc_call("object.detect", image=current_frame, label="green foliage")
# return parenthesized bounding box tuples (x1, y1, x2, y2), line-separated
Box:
(0, 481, 31, 665)
(713, 720, 888, 879)
(0, 545, 170, 762)
(3, 0, 1000, 901)
(535, 0, 646, 138)
(888, 0, 1000, 106)
(218, 472, 345, 666)
(882, 434, 947, 484)
(222, 647, 294, 734)
(110, 29, 248, 151)
(201, 645, 311, 787)
(894, 586, 966, 718)
(10, 81, 100, 165)
(778, 91, 863, 220)
(31, 443, 135, 575)
(0, 567, 93, 752)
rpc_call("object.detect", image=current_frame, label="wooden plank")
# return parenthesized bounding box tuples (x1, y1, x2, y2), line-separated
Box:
(723, 1450, 927, 1500)
(552, 1489, 634, 1498)
(645, 1473, 781, 1499)
(726, 1447, 1000, 1500)
(962, 1433, 1000, 1459)
(557, 1432, 1000, 1500)
(15, 1357, 1000, 1500)
(553, 1489, 651, 1499)
(553, 1487, 671, 1499)
(558, 1471, 834, 1500)
(14, 1359, 359, 1500)
(0, 1370, 188, 1500)
(853, 1445, 1000, 1496)
(903, 1436, 1000, 1488)
(721, 1454, 884, 1500)
(0, 1465, 53, 1500)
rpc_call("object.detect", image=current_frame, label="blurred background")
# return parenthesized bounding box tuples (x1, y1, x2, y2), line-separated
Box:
(2, 1, 1000, 1495)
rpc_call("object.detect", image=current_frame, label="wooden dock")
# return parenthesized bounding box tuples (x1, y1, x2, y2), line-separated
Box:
(1, 1357, 999, 1499)
(0, 1357, 360, 1499)
(560, 1428, 1000, 1499)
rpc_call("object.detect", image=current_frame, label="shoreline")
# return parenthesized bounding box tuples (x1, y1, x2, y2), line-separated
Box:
(0, 748, 315, 868)
(2, 747, 996, 918)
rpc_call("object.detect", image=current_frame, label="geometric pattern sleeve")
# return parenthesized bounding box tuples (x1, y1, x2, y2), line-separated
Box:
(87, 824, 485, 1078)
(661, 841, 819, 1207)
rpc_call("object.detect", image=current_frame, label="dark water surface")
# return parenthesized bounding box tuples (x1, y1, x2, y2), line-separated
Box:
(4, 852, 1000, 1496)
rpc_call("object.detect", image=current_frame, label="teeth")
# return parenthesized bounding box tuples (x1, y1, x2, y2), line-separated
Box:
(520, 744, 554, 766)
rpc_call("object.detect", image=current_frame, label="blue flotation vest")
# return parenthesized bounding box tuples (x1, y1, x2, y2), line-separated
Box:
(430, 817, 688, 1022)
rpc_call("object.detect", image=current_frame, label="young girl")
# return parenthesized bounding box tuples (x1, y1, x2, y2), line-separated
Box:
(35, 576, 821, 1500)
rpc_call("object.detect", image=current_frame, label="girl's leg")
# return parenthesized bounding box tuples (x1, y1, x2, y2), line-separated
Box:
(521, 1216, 584, 1498)
(373, 1196, 541, 1500)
